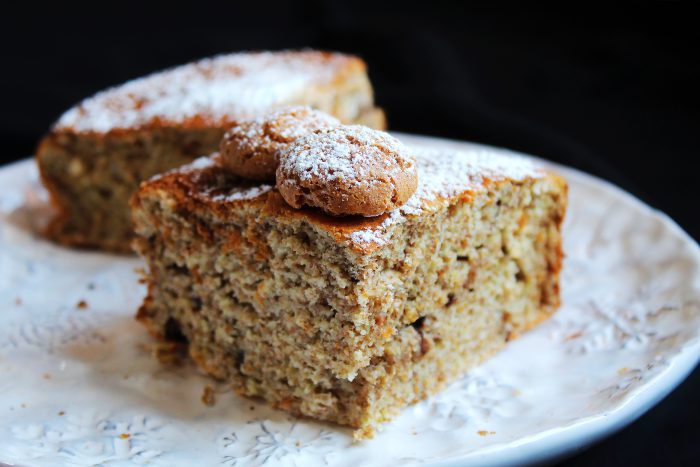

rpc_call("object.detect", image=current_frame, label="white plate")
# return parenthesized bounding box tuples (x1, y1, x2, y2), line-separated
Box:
(0, 134, 698, 467)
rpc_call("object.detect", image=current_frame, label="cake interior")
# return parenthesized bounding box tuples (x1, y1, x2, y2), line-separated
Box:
(132, 154, 566, 438)
(38, 127, 222, 251)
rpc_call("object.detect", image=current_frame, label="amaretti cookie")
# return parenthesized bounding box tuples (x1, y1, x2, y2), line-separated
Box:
(131, 137, 567, 439)
(36, 50, 386, 252)
(220, 106, 340, 181)
(276, 125, 418, 217)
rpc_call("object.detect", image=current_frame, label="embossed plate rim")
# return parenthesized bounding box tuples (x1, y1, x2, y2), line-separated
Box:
(399, 133, 700, 466)
(0, 133, 699, 466)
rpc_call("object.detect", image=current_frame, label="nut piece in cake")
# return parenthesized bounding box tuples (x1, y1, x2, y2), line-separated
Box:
(36, 50, 386, 252)
(220, 106, 340, 181)
(131, 139, 567, 439)
(276, 126, 418, 217)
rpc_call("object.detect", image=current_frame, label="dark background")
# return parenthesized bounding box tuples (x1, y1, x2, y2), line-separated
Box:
(2, 1, 698, 465)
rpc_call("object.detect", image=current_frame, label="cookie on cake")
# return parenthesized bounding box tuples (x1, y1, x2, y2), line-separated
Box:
(220, 106, 340, 181)
(276, 125, 418, 217)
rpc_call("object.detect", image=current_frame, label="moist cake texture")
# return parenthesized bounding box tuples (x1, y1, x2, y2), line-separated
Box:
(36, 50, 386, 252)
(131, 142, 567, 438)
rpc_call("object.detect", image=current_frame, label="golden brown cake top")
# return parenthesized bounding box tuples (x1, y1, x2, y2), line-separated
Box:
(142, 141, 553, 254)
(54, 51, 366, 134)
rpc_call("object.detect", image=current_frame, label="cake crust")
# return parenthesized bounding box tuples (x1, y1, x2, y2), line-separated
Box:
(53, 51, 374, 134)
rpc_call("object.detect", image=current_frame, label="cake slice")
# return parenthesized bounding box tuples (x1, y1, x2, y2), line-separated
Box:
(131, 142, 567, 439)
(36, 50, 385, 252)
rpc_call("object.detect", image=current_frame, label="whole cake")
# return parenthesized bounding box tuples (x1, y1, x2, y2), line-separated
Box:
(36, 50, 385, 252)
(131, 122, 567, 439)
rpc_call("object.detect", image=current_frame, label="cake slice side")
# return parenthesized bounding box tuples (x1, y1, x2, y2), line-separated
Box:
(131, 146, 566, 438)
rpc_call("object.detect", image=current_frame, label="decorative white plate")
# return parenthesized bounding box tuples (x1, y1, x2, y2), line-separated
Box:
(1, 134, 699, 467)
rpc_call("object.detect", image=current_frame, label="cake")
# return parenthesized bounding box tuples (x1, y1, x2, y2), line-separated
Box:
(130, 131, 567, 439)
(36, 50, 386, 252)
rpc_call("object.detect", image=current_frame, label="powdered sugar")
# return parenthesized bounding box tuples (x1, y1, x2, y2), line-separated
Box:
(279, 125, 413, 188)
(408, 147, 541, 204)
(167, 141, 546, 250)
(220, 106, 341, 180)
(55, 51, 354, 133)
(346, 146, 544, 248)
(348, 228, 390, 247)
(148, 155, 217, 182)
(248, 106, 340, 141)
(210, 185, 274, 202)
(226, 106, 340, 143)
(153, 155, 274, 201)
(187, 156, 218, 170)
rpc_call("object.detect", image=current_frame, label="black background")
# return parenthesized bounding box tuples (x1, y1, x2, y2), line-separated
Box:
(2, 1, 699, 465)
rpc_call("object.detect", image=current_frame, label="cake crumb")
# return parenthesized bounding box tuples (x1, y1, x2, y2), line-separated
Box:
(42, 373, 52, 380)
(58, 411, 65, 416)
(15, 297, 22, 305)
(201, 385, 216, 407)
(564, 331, 583, 341)
(278, 398, 293, 410)
(119, 433, 130, 440)
(152, 342, 186, 366)
(135, 268, 148, 284)
(477, 430, 496, 436)
(76, 300, 88, 310)
(617, 367, 630, 376)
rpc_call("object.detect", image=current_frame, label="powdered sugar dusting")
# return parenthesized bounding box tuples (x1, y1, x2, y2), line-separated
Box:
(221, 106, 341, 179)
(346, 228, 389, 246)
(408, 147, 541, 205)
(55, 51, 354, 133)
(279, 125, 413, 190)
(164, 142, 546, 250)
(210, 184, 274, 202)
(347, 145, 544, 248)
(188, 156, 218, 170)
(155, 154, 274, 201)
(149, 155, 217, 182)
(246, 106, 340, 141)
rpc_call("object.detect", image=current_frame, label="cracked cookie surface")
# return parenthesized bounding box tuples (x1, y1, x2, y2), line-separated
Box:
(220, 106, 340, 181)
(276, 125, 418, 217)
